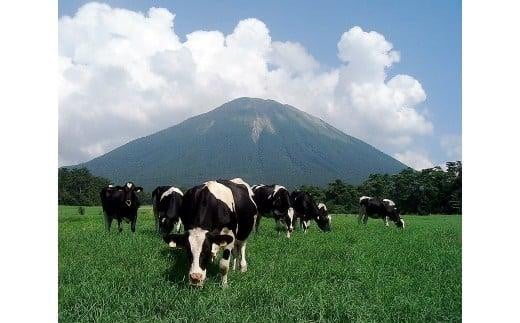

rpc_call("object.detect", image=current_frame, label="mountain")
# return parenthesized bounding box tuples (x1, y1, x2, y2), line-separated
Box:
(75, 98, 407, 190)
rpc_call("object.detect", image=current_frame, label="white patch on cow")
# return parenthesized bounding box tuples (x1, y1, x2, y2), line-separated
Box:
(204, 181, 235, 212)
(174, 220, 182, 233)
(359, 196, 371, 203)
(318, 203, 327, 211)
(161, 218, 167, 223)
(126, 182, 133, 189)
(383, 199, 395, 207)
(211, 243, 220, 260)
(230, 178, 255, 200)
(269, 185, 287, 199)
(168, 241, 177, 248)
(108, 184, 114, 188)
(287, 207, 294, 230)
(251, 184, 265, 191)
(400, 219, 405, 228)
(188, 228, 209, 280)
(160, 186, 183, 201)
(273, 185, 286, 195)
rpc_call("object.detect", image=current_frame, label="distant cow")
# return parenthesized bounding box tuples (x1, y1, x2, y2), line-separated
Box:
(290, 191, 331, 233)
(358, 196, 405, 228)
(163, 178, 257, 287)
(152, 186, 183, 235)
(100, 182, 143, 233)
(251, 184, 294, 238)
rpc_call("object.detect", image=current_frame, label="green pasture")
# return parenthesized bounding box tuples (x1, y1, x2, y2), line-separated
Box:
(59, 205, 461, 322)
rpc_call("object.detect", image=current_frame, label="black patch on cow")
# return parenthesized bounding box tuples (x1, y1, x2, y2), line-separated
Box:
(223, 249, 231, 260)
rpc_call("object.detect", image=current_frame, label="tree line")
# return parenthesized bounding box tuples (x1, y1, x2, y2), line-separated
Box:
(299, 161, 462, 215)
(59, 161, 461, 215)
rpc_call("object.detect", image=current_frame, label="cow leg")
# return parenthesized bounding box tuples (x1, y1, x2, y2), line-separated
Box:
(255, 213, 262, 233)
(104, 213, 112, 232)
(154, 213, 159, 233)
(220, 242, 235, 288)
(275, 218, 281, 236)
(131, 218, 136, 233)
(117, 218, 123, 233)
(384, 216, 389, 227)
(359, 206, 367, 225)
(235, 240, 247, 272)
(363, 214, 369, 225)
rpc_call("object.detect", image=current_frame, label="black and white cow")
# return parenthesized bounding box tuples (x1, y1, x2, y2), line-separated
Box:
(100, 182, 143, 233)
(163, 178, 257, 288)
(251, 184, 294, 238)
(152, 186, 184, 235)
(358, 196, 405, 228)
(290, 191, 331, 233)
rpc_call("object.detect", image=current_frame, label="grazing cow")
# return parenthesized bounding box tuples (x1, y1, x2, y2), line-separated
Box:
(358, 196, 405, 228)
(163, 178, 256, 287)
(317, 203, 329, 220)
(290, 191, 331, 233)
(100, 182, 143, 233)
(251, 184, 294, 238)
(152, 186, 184, 235)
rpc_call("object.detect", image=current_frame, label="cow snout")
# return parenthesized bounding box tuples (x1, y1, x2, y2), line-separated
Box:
(125, 200, 132, 207)
(189, 273, 204, 286)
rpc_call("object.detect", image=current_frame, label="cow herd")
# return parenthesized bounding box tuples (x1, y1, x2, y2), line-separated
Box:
(100, 178, 404, 287)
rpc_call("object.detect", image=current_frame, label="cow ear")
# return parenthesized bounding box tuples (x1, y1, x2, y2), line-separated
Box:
(209, 234, 234, 247)
(163, 233, 187, 248)
(135, 187, 143, 192)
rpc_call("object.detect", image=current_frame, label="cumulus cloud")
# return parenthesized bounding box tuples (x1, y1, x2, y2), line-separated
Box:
(441, 135, 462, 160)
(394, 150, 435, 170)
(59, 2, 433, 165)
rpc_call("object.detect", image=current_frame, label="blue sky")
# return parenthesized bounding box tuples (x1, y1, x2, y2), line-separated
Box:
(59, 1, 461, 168)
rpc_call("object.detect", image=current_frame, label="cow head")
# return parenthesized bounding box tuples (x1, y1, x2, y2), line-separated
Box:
(159, 214, 175, 236)
(163, 228, 233, 287)
(389, 207, 405, 229)
(315, 203, 331, 232)
(121, 182, 143, 207)
(272, 188, 294, 237)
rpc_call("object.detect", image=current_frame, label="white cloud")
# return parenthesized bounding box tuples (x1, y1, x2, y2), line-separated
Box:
(394, 150, 435, 170)
(59, 3, 433, 165)
(441, 135, 462, 160)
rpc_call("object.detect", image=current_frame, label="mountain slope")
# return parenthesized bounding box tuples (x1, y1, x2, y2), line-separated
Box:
(76, 98, 407, 189)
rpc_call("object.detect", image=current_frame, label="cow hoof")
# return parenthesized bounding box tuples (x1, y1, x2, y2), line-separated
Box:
(240, 265, 248, 273)
(221, 282, 229, 289)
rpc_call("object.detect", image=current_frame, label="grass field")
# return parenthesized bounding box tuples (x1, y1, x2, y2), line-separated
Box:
(59, 205, 461, 322)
